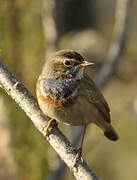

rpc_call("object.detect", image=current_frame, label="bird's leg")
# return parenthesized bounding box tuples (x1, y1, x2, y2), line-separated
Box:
(42, 119, 58, 136)
(67, 125, 87, 168)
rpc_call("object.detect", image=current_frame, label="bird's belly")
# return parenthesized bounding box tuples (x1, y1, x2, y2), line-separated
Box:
(38, 92, 99, 126)
(55, 96, 99, 126)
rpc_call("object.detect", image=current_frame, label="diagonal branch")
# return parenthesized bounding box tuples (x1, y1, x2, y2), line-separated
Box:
(0, 60, 99, 180)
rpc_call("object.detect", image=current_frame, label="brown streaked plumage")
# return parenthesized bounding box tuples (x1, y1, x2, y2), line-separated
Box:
(36, 50, 119, 166)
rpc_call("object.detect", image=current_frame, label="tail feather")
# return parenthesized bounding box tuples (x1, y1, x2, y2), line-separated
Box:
(104, 126, 119, 141)
(94, 120, 119, 141)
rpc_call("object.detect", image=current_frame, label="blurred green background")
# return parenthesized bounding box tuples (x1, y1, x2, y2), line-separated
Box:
(0, 0, 137, 180)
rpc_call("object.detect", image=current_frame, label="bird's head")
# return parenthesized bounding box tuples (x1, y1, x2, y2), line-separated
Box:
(42, 50, 94, 80)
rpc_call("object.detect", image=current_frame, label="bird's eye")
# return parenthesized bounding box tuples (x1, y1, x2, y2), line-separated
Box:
(63, 59, 72, 66)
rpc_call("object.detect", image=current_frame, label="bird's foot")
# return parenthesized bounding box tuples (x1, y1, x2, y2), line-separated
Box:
(67, 147, 83, 168)
(42, 119, 57, 137)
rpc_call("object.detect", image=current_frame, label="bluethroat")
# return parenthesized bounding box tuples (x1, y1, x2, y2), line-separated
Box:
(36, 50, 119, 166)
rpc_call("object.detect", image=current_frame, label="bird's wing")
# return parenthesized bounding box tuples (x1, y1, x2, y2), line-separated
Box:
(80, 74, 111, 123)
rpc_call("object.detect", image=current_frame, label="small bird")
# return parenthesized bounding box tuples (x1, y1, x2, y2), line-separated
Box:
(36, 50, 119, 166)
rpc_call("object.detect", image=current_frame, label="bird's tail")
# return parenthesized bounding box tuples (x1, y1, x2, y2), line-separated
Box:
(104, 125, 119, 141)
(94, 120, 119, 141)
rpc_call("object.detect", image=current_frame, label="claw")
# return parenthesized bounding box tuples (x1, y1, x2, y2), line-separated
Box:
(67, 147, 83, 168)
(73, 148, 82, 168)
(42, 119, 57, 136)
(67, 147, 77, 152)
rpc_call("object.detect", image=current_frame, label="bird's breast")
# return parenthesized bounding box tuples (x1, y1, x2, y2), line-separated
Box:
(36, 78, 98, 125)
(37, 79, 78, 108)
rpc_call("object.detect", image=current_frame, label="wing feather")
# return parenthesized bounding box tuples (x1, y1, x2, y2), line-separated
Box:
(80, 74, 111, 123)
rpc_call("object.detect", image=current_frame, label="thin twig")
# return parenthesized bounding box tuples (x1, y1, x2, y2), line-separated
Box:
(42, 0, 57, 57)
(95, 0, 132, 88)
(0, 61, 99, 180)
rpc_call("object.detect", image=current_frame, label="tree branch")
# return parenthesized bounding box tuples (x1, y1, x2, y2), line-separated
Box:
(0, 61, 99, 180)
(42, 0, 59, 57)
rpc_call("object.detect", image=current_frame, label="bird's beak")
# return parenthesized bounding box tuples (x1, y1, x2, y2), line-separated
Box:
(80, 61, 95, 67)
